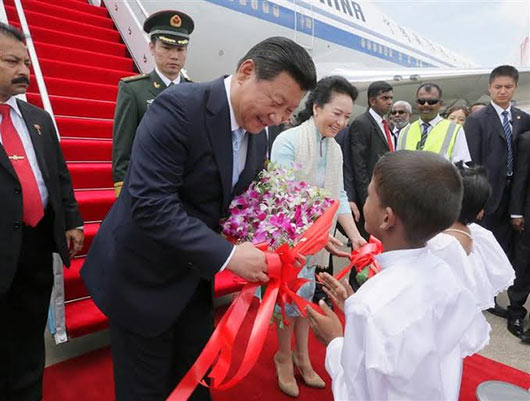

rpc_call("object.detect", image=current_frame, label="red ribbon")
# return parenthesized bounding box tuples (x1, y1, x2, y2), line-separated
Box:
(168, 201, 339, 400)
(333, 236, 383, 282)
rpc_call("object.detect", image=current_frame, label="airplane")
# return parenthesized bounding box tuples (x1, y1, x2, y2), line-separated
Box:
(110, 0, 530, 112)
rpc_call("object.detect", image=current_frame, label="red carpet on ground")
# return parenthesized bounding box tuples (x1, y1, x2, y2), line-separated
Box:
(43, 300, 530, 401)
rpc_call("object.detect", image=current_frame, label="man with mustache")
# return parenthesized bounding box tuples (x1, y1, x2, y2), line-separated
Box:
(112, 10, 194, 196)
(0, 23, 83, 399)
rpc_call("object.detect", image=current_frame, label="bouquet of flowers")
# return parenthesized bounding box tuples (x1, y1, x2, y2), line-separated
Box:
(222, 162, 333, 249)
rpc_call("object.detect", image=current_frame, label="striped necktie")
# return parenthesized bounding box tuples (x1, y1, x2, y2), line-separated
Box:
(232, 128, 245, 189)
(418, 122, 429, 150)
(0, 104, 44, 226)
(501, 110, 514, 175)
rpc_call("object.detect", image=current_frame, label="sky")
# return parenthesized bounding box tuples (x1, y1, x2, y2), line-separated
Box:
(373, 0, 530, 67)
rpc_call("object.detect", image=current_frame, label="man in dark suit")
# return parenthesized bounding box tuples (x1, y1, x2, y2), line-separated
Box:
(465, 65, 530, 335)
(112, 10, 194, 196)
(509, 130, 530, 343)
(81, 37, 316, 401)
(0, 23, 83, 400)
(350, 81, 393, 237)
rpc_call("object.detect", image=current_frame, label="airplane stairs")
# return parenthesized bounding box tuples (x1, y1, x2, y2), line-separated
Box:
(5, 0, 244, 341)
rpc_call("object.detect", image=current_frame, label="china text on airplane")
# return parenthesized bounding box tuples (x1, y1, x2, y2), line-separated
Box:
(319, 0, 366, 23)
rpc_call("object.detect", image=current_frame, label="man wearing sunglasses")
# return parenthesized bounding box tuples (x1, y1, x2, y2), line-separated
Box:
(389, 101, 411, 148)
(397, 83, 471, 163)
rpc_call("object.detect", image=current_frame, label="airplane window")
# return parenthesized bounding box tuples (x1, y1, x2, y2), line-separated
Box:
(361, 38, 366, 48)
(251, 0, 258, 10)
(273, 4, 279, 17)
(366, 40, 371, 50)
(262, 0, 269, 13)
(378, 44, 383, 54)
(239, 0, 247, 5)
(305, 17, 312, 29)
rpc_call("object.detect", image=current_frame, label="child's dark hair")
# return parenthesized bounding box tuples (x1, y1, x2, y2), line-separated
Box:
(297, 75, 358, 123)
(455, 162, 491, 225)
(373, 150, 463, 244)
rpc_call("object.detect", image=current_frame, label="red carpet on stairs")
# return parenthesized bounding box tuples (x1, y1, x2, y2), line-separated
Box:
(6, 0, 245, 340)
(43, 300, 530, 401)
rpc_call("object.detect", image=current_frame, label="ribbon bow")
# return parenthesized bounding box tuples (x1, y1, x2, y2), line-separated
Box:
(333, 236, 383, 284)
(168, 201, 339, 400)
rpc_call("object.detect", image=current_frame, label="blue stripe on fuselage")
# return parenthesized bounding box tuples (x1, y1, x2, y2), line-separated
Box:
(204, 0, 455, 68)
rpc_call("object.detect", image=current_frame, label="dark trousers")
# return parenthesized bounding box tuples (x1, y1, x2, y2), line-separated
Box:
(110, 279, 214, 401)
(0, 214, 54, 401)
(481, 183, 514, 260)
(508, 229, 530, 320)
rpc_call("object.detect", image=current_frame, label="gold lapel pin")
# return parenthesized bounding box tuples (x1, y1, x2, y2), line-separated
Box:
(34, 124, 41, 135)
(153, 81, 161, 89)
(516, 115, 521, 120)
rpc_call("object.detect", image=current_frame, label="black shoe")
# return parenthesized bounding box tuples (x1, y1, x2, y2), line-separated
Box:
(487, 303, 508, 318)
(507, 318, 525, 337)
(520, 328, 530, 344)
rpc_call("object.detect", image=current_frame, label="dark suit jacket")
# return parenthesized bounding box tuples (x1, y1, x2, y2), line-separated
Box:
(0, 99, 82, 293)
(510, 131, 530, 217)
(82, 77, 267, 337)
(335, 128, 356, 204)
(465, 104, 530, 214)
(350, 110, 391, 206)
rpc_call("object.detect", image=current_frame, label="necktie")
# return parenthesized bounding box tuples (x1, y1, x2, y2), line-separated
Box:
(0, 104, 44, 226)
(168, 82, 175, 87)
(232, 128, 245, 189)
(501, 110, 514, 175)
(382, 119, 394, 152)
(418, 122, 430, 150)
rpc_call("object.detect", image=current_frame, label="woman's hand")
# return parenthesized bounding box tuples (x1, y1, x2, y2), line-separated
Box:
(318, 272, 354, 311)
(350, 235, 366, 251)
(325, 234, 350, 258)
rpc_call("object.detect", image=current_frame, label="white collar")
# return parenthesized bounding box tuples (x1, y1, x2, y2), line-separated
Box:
(155, 67, 181, 87)
(419, 114, 442, 127)
(2, 96, 23, 119)
(375, 246, 428, 270)
(224, 75, 240, 132)
(368, 107, 384, 124)
(490, 101, 511, 119)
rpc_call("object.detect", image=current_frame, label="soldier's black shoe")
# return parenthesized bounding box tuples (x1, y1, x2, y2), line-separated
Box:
(507, 318, 524, 337)
(519, 328, 530, 344)
(487, 303, 508, 318)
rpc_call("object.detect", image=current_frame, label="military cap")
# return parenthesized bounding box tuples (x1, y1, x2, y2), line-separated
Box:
(143, 10, 194, 46)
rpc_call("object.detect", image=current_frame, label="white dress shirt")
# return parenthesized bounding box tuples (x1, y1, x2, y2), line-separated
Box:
(0, 96, 48, 207)
(368, 108, 392, 147)
(418, 114, 471, 163)
(325, 247, 490, 401)
(219, 75, 250, 272)
(154, 67, 181, 86)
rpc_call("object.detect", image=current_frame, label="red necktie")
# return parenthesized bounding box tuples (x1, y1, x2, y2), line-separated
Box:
(382, 119, 394, 152)
(0, 104, 44, 226)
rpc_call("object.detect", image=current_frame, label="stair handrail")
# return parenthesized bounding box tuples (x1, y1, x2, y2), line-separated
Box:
(12, 0, 60, 139)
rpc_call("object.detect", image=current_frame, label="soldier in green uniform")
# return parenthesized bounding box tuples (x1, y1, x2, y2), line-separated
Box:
(112, 10, 194, 196)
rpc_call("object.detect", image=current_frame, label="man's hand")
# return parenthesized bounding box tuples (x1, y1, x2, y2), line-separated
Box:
(349, 201, 360, 222)
(325, 235, 350, 258)
(350, 234, 366, 251)
(319, 272, 354, 311)
(511, 217, 525, 232)
(66, 229, 84, 257)
(227, 242, 269, 283)
(306, 300, 343, 346)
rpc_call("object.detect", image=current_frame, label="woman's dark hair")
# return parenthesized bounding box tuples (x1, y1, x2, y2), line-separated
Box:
(297, 75, 358, 123)
(455, 162, 491, 225)
(445, 105, 470, 119)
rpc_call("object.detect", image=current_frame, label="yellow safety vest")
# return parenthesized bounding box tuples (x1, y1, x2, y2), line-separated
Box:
(397, 119, 461, 159)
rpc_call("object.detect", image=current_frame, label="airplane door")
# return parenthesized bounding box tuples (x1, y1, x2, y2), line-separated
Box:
(292, 0, 314, 54)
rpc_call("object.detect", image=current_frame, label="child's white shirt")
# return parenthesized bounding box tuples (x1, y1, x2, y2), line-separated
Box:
(325, 247, 490, 401)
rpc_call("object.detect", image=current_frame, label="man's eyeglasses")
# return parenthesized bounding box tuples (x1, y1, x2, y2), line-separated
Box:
(391, 110, 407, 115)
(417, 98, 440, 106)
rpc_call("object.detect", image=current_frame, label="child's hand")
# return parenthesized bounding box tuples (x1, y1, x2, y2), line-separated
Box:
(306, 300, 343, 346)
(319, 272, 354, 311)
